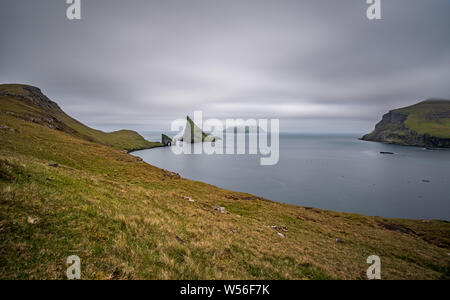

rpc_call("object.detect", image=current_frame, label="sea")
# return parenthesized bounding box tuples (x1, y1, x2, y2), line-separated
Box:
(131, 132, 450, 220)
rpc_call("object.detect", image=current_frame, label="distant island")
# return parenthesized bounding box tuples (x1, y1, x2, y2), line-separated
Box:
(223, 125, 266, 134)
(361, 99, 450, 148)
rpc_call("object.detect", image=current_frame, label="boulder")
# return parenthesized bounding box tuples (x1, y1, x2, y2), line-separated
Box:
(271, 225, 288, 232)
(213, 206, 227, 214)
(183, 196, 195, 202)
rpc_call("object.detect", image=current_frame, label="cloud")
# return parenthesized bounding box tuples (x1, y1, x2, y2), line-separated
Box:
(0, 0, 449, 133)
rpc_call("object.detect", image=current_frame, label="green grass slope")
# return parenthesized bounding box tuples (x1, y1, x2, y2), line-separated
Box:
(397, 99, 450, 139)
(0, 84, 162, 152)
(1, 86, 449, 279)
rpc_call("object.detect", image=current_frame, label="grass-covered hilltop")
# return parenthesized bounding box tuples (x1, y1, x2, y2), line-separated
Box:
(362, 99, 450, 148)
(1, 84, 449, 280)
(0, 84, 163, 153)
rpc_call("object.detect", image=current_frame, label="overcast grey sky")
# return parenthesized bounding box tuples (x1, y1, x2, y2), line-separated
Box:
(1, 0, 449, 133)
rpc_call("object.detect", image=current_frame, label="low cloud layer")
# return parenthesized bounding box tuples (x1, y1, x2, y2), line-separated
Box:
(1, 0, 449, 133)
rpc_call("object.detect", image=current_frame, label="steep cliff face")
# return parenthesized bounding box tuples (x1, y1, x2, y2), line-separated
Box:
(361, 99, 450, 148)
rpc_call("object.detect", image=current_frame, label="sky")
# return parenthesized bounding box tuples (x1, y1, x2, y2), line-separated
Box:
(1, 0, 449, 134)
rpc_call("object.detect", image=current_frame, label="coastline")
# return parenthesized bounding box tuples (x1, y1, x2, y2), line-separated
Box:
(126, 143, 165, 154)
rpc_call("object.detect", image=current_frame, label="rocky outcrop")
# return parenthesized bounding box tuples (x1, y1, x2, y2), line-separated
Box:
(0, 85, 62, 112)
(162, 134, 172, 146)
(0, 85, 79, 133)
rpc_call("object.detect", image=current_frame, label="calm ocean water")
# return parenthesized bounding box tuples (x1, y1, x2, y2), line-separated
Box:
(132, 133, 450, 220)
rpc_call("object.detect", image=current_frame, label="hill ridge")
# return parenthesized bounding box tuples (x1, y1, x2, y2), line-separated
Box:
(0, 84, 62, 112)
(0, 84, 162, 152)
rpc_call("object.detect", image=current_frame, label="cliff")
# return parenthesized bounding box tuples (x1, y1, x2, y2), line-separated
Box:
(361, 99, 450, 148)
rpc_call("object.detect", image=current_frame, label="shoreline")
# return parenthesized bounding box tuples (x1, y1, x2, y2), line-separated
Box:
(126, 143, 165, 154)
(359, 137, 450, 149)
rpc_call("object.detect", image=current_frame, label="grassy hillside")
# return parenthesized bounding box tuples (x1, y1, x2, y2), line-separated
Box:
(397, 99, 450, 139)
(1, 86, 449, 279)
(0, 84, 162, 152)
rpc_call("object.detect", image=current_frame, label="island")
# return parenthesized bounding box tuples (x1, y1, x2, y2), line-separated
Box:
(361, 99, 450, 148)
(223, 125, 266, 134)
(174, 116, 219, 143)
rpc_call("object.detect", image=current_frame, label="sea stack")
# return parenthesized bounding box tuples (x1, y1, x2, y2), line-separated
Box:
(179, 116, 218, 143)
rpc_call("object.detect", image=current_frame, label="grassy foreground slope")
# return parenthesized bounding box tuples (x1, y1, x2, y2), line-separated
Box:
(1, 85, 449, 280)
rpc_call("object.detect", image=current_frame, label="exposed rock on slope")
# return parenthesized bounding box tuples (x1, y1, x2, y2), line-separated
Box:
(361, 99, 450, 148)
